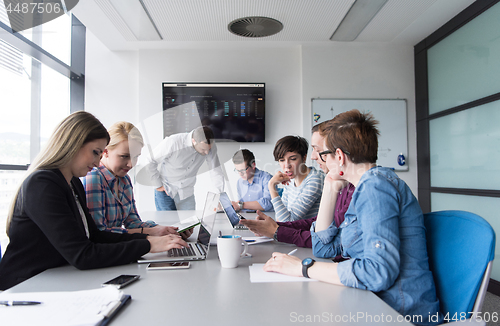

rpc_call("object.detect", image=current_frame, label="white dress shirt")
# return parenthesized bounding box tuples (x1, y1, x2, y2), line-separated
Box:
(147, 131, 224, 200)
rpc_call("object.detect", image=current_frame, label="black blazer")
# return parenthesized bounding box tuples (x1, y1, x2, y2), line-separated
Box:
(0, 169, 150, 290)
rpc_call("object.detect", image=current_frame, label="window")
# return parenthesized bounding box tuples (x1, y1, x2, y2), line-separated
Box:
(415, 0, 500, 289)
(0, 5, 85, 253)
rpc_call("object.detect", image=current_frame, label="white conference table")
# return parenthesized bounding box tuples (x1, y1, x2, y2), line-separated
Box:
(4, 211, 412, 325)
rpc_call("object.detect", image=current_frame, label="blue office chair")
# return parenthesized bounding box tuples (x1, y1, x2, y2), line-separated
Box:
(424, 210, 496, 320)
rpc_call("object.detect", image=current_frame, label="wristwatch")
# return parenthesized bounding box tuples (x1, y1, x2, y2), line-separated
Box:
(273, 226, 279, 241)
(238, 201, 244, 210)
(302, 258, 315, 278)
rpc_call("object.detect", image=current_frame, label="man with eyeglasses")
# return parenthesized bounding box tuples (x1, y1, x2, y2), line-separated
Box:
(241, 123, 354, 249)
(231, 149, 273, 212)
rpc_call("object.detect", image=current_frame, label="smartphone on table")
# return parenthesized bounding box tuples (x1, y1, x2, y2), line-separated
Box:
(147, 262, 191, 270)
(102, 274, 140, 289)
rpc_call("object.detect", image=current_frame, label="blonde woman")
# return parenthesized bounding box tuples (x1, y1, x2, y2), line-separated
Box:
(82, 122, 186, 237)
(0, 112, 186, 290)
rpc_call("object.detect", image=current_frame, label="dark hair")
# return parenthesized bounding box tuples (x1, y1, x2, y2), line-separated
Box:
(192, 126, 215, 144)
(273, 135, 309, 161)
(232, 149, 255, 167)
(321, 109, 379, 164)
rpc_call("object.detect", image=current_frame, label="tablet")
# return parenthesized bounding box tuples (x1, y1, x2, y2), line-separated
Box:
(170, 215, 200, 233)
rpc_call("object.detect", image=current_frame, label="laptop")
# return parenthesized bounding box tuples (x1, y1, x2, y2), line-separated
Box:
(219, 192, 249, 230)
(138, 192, 220, 263)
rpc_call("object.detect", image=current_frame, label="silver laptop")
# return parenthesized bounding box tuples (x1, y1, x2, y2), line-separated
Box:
(219, 192, 248, 230)
(138, 192, 220, 263)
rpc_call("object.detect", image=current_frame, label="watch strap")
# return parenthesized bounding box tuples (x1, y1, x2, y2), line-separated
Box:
(302, 258, 315, 278)
(302, 264, 309, 278)
(273, 226, 279, 241)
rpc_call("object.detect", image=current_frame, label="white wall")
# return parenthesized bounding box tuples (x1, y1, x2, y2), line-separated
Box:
(84, 32, 418, 213)
(301, 44, 417, 192)
(85, 31, 139, 127)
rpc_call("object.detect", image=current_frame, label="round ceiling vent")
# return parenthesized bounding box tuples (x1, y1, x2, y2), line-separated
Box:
(228, 16, 283, 38)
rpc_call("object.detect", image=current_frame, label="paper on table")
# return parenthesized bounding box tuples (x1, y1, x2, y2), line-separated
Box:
(0, 286, 123, 326)
(249, 264, 318, 283)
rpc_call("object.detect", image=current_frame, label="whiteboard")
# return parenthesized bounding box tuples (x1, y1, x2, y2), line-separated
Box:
(311, 99, 408, 171)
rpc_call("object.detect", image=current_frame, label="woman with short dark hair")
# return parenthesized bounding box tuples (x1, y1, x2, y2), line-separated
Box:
(268, 135, 324, 222)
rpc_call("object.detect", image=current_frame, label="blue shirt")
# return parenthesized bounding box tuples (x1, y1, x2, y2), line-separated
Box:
(236, 168, 273, 211)
(311, 167, 442, 325)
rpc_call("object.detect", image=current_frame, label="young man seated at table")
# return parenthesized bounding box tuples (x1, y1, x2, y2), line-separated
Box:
(230, 149, 273, 212)
(241, 123, 354, 250)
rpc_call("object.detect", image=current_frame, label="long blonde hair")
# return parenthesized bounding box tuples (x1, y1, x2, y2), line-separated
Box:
(106, 121, 144, 150)
(6, 111, 110, 235)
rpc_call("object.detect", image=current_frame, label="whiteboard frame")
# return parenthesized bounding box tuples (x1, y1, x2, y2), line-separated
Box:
(311, 98, 409, 171)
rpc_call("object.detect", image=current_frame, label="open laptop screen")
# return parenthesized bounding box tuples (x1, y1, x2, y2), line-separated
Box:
(197, 192, 220, 245)
(219, 192, 240, 227)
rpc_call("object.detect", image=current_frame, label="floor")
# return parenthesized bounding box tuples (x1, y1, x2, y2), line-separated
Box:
(483, 292, 500, 326)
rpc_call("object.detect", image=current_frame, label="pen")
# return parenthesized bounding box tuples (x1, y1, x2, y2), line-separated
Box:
(287, 249, 298, 256)
(0, 301, 42, 306)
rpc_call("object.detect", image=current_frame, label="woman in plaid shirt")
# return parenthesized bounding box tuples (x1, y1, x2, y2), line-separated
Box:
(82, 122, 191, 237)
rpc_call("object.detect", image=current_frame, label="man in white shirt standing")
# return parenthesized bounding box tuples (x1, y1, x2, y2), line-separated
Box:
(148, 126, 224, 210)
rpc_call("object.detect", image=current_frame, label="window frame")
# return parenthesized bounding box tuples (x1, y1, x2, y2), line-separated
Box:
(0, 14, 85, 171)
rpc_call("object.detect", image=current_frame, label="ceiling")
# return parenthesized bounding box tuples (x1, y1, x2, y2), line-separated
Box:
(72, 0, 477, 51)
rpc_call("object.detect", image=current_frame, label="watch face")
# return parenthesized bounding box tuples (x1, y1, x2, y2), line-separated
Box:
(302, 258, 313, 266)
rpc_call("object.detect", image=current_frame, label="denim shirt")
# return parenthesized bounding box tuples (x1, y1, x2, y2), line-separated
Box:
(311, 167, 442, 326)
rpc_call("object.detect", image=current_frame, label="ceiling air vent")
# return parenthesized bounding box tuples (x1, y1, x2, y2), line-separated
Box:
(228, 16, 283, 38)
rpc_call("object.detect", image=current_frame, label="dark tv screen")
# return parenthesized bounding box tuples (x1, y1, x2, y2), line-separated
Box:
(162, 83, 265, 142)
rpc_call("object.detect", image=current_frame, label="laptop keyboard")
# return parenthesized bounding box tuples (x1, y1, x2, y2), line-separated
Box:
(196, 243, 206, 256)
(235, 224, 248, 230)
(169, 243, 197, 257)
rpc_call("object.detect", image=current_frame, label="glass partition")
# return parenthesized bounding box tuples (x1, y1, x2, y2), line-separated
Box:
(429, 100, 500, 190)
(428, 2, 500, 114)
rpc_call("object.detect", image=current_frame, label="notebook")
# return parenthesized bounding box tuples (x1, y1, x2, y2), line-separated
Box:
(138, 192, 220, 263)
(0, 286, 130, 326)
(218, 192, 248, 230)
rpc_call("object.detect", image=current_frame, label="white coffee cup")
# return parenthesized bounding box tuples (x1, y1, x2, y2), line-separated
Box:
(217, 235, 249, 268)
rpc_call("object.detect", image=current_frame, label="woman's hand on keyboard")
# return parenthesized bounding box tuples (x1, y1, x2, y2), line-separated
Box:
(147, 234, 188, 253)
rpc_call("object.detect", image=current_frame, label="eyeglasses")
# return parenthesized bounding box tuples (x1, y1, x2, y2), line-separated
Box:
(318, 148, 350, 162)
(234, 166, 250, 174)
(318, 150, 332, 162)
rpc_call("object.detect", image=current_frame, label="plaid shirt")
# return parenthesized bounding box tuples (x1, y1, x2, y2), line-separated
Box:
(82, 164, 156, 233)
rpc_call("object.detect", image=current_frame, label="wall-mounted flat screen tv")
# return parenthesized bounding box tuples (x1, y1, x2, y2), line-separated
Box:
(162, 83, 265, 142)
